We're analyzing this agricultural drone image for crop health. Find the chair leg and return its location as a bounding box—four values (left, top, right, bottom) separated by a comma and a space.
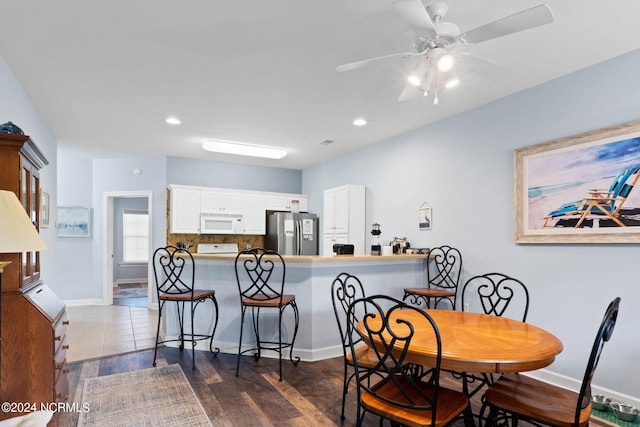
153, 300, 164, 367
253, 307, 262, 360
176, 301, 185, 351
485, 405, 497, 427
236, 305, 247, 377
208, 296, 220, 355
278, 306, 283, 381
340, 361, 348, 420
190, 299, 196, 370
288, 301, 300, 366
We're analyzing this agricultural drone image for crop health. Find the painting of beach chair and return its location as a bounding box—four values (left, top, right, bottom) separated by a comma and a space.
543, 166, 640, 228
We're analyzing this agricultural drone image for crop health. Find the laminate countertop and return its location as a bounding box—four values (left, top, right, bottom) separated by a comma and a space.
191, 253, 430, 263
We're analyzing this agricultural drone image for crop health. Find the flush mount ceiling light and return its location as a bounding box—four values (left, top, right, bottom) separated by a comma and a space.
353, 118, 367, 126
165, 117, 181, 125
202, 140, 287, 159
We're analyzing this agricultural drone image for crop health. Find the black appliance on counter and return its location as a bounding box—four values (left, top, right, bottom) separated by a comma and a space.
333, 244, 354, 255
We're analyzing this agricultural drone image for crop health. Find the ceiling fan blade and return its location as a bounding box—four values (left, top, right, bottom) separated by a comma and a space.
456, 52, 513, 82
336, 51, 415, 72
392, 0, 438, 39
462, 3, 554, 45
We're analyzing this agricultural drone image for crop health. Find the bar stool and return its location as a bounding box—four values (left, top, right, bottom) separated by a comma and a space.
234, 247, 300, 381
403, 245, 462, 310
152, 245, 219, 370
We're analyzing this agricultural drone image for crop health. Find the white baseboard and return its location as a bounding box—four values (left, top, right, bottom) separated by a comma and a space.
114, 278, 148, 286
524, 368, 640, 407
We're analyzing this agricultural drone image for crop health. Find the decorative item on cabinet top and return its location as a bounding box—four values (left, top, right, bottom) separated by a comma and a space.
0, 121, 25, 135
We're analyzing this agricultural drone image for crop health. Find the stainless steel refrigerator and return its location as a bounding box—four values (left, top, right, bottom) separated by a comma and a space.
265, 212, 318, 255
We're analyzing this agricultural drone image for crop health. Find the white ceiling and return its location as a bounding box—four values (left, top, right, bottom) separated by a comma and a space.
2, 0, 640, 170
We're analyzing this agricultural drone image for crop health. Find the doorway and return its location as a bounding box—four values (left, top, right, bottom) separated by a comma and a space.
103, 190, 154, 308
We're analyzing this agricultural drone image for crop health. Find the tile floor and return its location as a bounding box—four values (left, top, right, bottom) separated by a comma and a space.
65, 304, 159, 362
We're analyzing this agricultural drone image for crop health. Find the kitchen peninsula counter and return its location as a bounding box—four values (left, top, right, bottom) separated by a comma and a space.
164, 252, 430, 362
192, 253, 429, 263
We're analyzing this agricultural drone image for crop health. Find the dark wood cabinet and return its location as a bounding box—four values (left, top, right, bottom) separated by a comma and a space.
0, 132, 68, 420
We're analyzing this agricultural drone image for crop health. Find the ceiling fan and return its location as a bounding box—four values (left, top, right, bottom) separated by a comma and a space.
337, 1, 554, 104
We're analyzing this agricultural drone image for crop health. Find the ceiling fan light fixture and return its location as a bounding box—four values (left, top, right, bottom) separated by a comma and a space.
202, 140, 287, 159
437, 53, 455, 72
444, 68, 460, 88
445, 76, 460, 89
408, 60, 428, 86
408, 74, 422, 86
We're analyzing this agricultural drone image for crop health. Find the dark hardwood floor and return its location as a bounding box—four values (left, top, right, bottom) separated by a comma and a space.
58, 348, 610, 427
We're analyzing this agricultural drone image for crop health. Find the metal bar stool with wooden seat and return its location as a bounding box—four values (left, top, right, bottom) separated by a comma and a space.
235, 247, 300, 381
483, 297, 621, 427
152, 245, 220, 370
403, 245, 462, 310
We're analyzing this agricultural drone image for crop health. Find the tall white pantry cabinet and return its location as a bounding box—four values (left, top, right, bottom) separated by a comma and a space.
322, 184, 366, 255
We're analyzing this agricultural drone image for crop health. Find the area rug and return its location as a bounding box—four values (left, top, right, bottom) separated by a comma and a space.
77, 364, 212, 427
113, 282, 148, 299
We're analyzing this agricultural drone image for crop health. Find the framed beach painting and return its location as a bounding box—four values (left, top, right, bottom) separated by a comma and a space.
57, 206, 92, 238
515, 119, 640, 243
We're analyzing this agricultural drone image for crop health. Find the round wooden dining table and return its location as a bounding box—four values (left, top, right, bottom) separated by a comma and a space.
357, 309, 563, 374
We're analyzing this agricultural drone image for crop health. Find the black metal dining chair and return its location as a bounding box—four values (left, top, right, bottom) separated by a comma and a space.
347, 294, 475, 427
331, 272, 397, 420
234, 247, 300, 381
403, 245, 462, 310
457, 272, 530, 398
483, 297, 621, 427
152, 245, 219, 370
461, 272, 529, 322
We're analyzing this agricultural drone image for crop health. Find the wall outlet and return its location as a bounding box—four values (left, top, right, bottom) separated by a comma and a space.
464, 303, 470, 312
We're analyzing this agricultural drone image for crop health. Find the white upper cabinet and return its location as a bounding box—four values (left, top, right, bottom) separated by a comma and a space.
265, 194, 309, 212
323, 186, 350, 234
201, 190, 243, 214
169, 185, 307, 235
323, 184, 366, 255
242, 193, 267, 235
170, 187, 201, 234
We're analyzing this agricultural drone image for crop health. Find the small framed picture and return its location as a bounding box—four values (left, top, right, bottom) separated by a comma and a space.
419, 204, 432, 230
40, 189, 50, 228
57, 206, 92, 237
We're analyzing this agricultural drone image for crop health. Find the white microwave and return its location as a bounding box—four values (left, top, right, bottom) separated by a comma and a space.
200, 212, 244, 234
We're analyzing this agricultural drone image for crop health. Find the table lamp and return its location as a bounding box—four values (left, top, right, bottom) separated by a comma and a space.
0, 190, 47, 287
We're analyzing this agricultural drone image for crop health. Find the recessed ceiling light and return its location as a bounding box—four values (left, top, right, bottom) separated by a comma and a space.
165, 117, 181, 125
353, 118, 367, 126
202, 140, 287, 159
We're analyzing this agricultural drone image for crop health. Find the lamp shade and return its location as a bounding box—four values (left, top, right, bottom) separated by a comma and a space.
0, 190, 47, 253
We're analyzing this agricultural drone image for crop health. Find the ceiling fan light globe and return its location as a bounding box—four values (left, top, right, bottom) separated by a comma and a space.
408, 75, 422, 86
437, 54, 455, 72
445, 77, 460, 88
